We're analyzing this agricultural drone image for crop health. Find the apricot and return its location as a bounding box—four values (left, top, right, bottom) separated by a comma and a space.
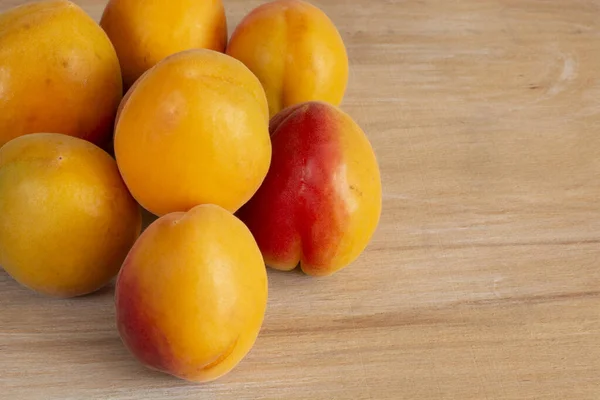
114, 49, 271, 217
237, 102, 382, 276
0, 0, 122, 149
0, 133, 142, 298
226, 0, 349, 118
100, 0, 227, 89
115, 204, 268, 382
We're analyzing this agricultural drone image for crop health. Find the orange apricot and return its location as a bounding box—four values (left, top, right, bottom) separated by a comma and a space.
0, 133, 141, 297
114, 49, 271, 216
238, 101, 382, 276
0, 0, 122, 149
226, 0, 349, 117
101, 0, 228, 89
115, 204, 268, 382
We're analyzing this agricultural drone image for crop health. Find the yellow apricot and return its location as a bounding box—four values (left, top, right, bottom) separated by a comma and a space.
114, 49, 271, 216
0, 0, 122, 149
101, 0, 227, 89
226, 0, 349, 117
115, 204, 268, 382
0, 133, 142, 297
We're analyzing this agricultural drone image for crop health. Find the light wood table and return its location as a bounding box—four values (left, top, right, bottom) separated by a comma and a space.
2, 0, 599, 399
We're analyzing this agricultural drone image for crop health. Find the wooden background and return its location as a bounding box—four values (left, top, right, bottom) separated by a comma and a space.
1, 0, 600, 399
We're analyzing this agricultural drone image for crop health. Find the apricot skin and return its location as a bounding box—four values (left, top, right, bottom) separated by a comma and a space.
0, 0, 122, 149
226, 0, 349, 118
115, 204, 268, 382
101, 0, 228, 89
0, 133, 142, 298
114, 49, 271, 217
237, 102, 382, 276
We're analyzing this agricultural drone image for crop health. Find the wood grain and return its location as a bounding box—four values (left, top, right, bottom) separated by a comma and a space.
1, 0, 600, 399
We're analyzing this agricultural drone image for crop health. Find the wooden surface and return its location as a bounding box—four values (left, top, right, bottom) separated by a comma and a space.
2, 0, 600, 399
